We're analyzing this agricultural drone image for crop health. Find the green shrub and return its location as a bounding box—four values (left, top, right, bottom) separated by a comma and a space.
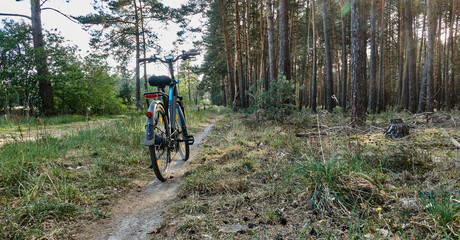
248, 75, 296, 120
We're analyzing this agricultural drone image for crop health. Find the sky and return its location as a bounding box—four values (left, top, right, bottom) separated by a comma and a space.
0, 0, 203, 75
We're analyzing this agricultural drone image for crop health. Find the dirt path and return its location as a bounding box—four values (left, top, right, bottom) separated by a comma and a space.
75, 119, 215, 240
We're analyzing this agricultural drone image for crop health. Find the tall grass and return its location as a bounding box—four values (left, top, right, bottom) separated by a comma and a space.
0, 116, 146, 239
287, 151, 381, 214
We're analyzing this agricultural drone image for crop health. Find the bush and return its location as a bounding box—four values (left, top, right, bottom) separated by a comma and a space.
248, 75, 296, 120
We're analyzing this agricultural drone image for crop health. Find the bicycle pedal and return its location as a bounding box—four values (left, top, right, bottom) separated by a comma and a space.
185, 135, 194, 145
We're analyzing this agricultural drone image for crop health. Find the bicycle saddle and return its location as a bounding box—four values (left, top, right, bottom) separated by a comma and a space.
148, 75, 173, 88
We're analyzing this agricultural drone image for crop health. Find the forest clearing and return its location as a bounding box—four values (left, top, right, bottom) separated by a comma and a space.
2, 0, 460, 239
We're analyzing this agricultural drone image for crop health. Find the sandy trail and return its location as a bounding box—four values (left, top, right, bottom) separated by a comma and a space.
75, 120, 215, 240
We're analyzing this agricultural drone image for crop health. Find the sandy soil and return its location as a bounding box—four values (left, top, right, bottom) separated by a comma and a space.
74, 120, 215, 240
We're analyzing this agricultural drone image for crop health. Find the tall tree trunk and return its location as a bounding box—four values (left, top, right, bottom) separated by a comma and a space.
396, 0, 404, 107
435, 13, 442, 110
322, 0, 335, 112
304, 0, 311, 108
368, 0, 377, 113
418, 0, 437, 112
235, 0, 245, 108
220, 0, 235, 106
451, 5, 457, 109
266, 0, 276, 85
444, 2, 453, 111
310, 0, 317, 113
340, 0, 348, 110
405, 0, 416, 113
278, 0, 290, 80
133, 0, 141, 110
259, 0, 267, 91
31, 0, 54, 115
350, 0, 367, 126
376, 0, 385, 113
417, 7, 426, 102
246, 0, 252, 106
138, 0, 148, 92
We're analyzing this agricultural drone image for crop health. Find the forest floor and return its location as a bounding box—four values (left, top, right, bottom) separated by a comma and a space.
0, 108, 459, 239
150, 109, 459, 239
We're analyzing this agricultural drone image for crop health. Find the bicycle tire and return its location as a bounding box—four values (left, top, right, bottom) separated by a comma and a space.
149, 104, 171, 181
176, 105, 190, 161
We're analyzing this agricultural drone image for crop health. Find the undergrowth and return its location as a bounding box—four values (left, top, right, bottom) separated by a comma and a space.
159, 110, 460, 239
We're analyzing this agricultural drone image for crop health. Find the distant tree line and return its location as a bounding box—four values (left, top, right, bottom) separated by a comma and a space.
200, 0, 460, 125
0, 20, 127, 116
0, 0, 204, 116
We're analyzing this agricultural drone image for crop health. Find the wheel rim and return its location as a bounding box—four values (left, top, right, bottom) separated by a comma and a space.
154, 112, 169, 174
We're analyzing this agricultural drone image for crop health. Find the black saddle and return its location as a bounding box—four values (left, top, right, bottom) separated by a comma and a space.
148, 75, 172, 88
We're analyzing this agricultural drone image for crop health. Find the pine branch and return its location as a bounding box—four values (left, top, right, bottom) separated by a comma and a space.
40, 0, 49, 7
41, 7, 77, 23
0, 13, 32, 20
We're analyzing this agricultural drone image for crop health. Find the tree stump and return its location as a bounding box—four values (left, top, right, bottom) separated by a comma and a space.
384, 119, 409, 138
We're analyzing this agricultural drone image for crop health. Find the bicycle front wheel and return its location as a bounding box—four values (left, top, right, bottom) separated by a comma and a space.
149, 104, 171, 181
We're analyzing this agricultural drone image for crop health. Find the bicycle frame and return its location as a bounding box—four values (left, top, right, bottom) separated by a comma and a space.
141, 52, 197, 147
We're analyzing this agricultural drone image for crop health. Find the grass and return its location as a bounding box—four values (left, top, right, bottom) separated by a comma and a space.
157, 110, 460, 239
0, 106, 217, 239
0, 113, 143, 131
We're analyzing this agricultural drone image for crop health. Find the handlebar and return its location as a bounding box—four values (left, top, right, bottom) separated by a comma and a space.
137, 51, 200, 64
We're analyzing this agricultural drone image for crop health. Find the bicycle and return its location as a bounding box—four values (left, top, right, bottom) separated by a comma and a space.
138, 51, 199, 181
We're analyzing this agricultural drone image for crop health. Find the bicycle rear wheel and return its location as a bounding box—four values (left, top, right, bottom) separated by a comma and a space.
175, 105, 190, 161
149, 104, 171, 181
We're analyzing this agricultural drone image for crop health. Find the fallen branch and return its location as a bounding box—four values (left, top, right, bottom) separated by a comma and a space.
295, 132, 327, 137
323, 126, 353, 132
369, 125, 385, 131
441, 128, 460, 149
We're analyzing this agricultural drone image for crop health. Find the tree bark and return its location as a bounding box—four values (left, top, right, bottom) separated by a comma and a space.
404, 0, 416, 113
340, 0, 348, 110
138, 0, 148, 92
417, 7, 426, 102
418, 0, 437, 113
266, 0, 276, 85
220, 0, 235, 105
235, 0, 245, 108
368, 0, 377, 113
376, 0, 385, 113
310, 0, 317, 113
246, 0, 252, 106
350, 0, 367, 126
322, 0, 334, 112
278, 0, 290, 80
444, 3, 453, 111
31, 0, 54, 115
259, 0, 267, 91
451, 6, 457, 109
434, 13, 442, 110
304, 0, 311, 108
133, 0, 141, 110
396, 0, 404, 107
